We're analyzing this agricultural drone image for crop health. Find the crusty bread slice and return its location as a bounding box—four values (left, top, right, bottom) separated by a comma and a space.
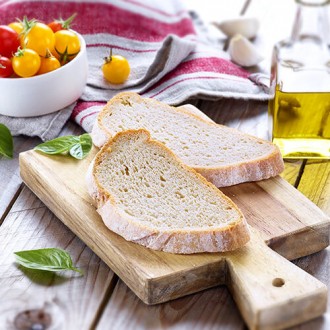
87, 129, 250, 254
91, 92, 284, 187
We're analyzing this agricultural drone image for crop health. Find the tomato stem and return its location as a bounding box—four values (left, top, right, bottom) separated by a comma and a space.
104, 48, 113, 64
14, 47, 25, 58
59, 45, 68, 64
55, 45, 79, 65
44, 48, 53, 59
19, 16, 37, 39
60, 13, 77, 29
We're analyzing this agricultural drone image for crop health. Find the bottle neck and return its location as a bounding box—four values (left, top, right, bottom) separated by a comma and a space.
291, 0, 330, 44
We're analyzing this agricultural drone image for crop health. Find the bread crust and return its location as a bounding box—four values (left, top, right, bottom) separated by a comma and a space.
87, 129, 250, 254
91, 92, 284, 187
195, 149, 284, 187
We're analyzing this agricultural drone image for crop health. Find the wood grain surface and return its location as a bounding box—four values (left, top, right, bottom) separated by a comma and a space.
0, 186, 116, 329
19, 146, 330, 328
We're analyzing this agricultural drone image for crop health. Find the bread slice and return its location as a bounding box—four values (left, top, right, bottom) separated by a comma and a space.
86, 129, 250, 254
91, 92, 284, 187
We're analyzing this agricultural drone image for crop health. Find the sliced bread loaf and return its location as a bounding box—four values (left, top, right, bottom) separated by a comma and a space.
87, 129, 250, 254
91, 92, 284, 187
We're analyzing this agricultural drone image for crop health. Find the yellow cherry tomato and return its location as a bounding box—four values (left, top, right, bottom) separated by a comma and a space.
8, 21, 25, 47
54, 30, 80, 63
37, 51, 61, 75
8, 21, 23, 34
23, 20, 55, 56
12, 48, 41, 77
102, 50, 130, 84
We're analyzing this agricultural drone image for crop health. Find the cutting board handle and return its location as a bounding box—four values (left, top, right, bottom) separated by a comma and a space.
226, 229, 327, 330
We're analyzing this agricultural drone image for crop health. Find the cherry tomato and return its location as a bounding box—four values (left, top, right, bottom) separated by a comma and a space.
0, 25, 20, 58
102, 50, 130, 84
54, 30, 80, 63
12, 48, 41, 77
0, 56, 13, 78
22, 18, 55, 56
8, 21, 23, 34
8, 21, 25, 47
38, 51, 61, 75
48, 13, 77, 33
48, 21, 64, 34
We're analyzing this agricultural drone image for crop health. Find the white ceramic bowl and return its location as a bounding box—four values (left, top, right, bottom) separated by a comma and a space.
0, 32, 88, 117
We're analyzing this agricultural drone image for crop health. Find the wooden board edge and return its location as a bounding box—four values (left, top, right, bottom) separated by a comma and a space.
266, 221, 330, 260
144, 259, 227, 305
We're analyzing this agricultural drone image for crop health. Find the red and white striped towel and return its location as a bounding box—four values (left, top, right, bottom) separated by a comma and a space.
0, 0, 269, 138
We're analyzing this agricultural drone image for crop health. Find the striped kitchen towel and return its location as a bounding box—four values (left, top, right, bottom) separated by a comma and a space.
0, 0, 269, 138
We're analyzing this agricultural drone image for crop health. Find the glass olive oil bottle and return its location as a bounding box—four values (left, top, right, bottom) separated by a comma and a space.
268, 0, 330, 159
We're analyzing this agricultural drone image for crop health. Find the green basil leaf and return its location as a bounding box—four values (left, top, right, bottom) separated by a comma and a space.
0, 123, 14, 158
69, 133, 92, 160
34, 134, 92, 160
34, 135, 79, 154
14, 248, 83, 274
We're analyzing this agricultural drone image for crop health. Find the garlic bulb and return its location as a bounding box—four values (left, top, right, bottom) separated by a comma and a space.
214, 17, 260, 39
228, 34, 263, 67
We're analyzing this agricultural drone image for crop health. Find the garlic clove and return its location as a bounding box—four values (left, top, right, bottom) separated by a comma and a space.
214, 17, 260, 40
228, 34, 264, 67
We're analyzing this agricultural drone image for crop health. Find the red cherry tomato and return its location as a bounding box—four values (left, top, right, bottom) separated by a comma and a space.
48, 21, 63, 33
0, 25, 20, 58
0, 56, 13, 78
48, 13, 77, 33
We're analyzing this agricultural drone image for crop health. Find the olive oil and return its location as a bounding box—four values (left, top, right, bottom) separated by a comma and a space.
269, 87, 330, 158
268, 0, 330, 159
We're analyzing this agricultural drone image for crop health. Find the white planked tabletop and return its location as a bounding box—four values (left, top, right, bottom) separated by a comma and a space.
1, 0, 330, 329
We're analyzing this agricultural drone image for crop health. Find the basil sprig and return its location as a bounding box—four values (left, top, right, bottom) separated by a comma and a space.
14, 248, 83, 274
0, 123, 14, 158
34, 133, 92, 159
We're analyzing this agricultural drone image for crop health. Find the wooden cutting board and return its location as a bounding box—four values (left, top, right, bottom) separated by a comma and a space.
19, 148, 330, 330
